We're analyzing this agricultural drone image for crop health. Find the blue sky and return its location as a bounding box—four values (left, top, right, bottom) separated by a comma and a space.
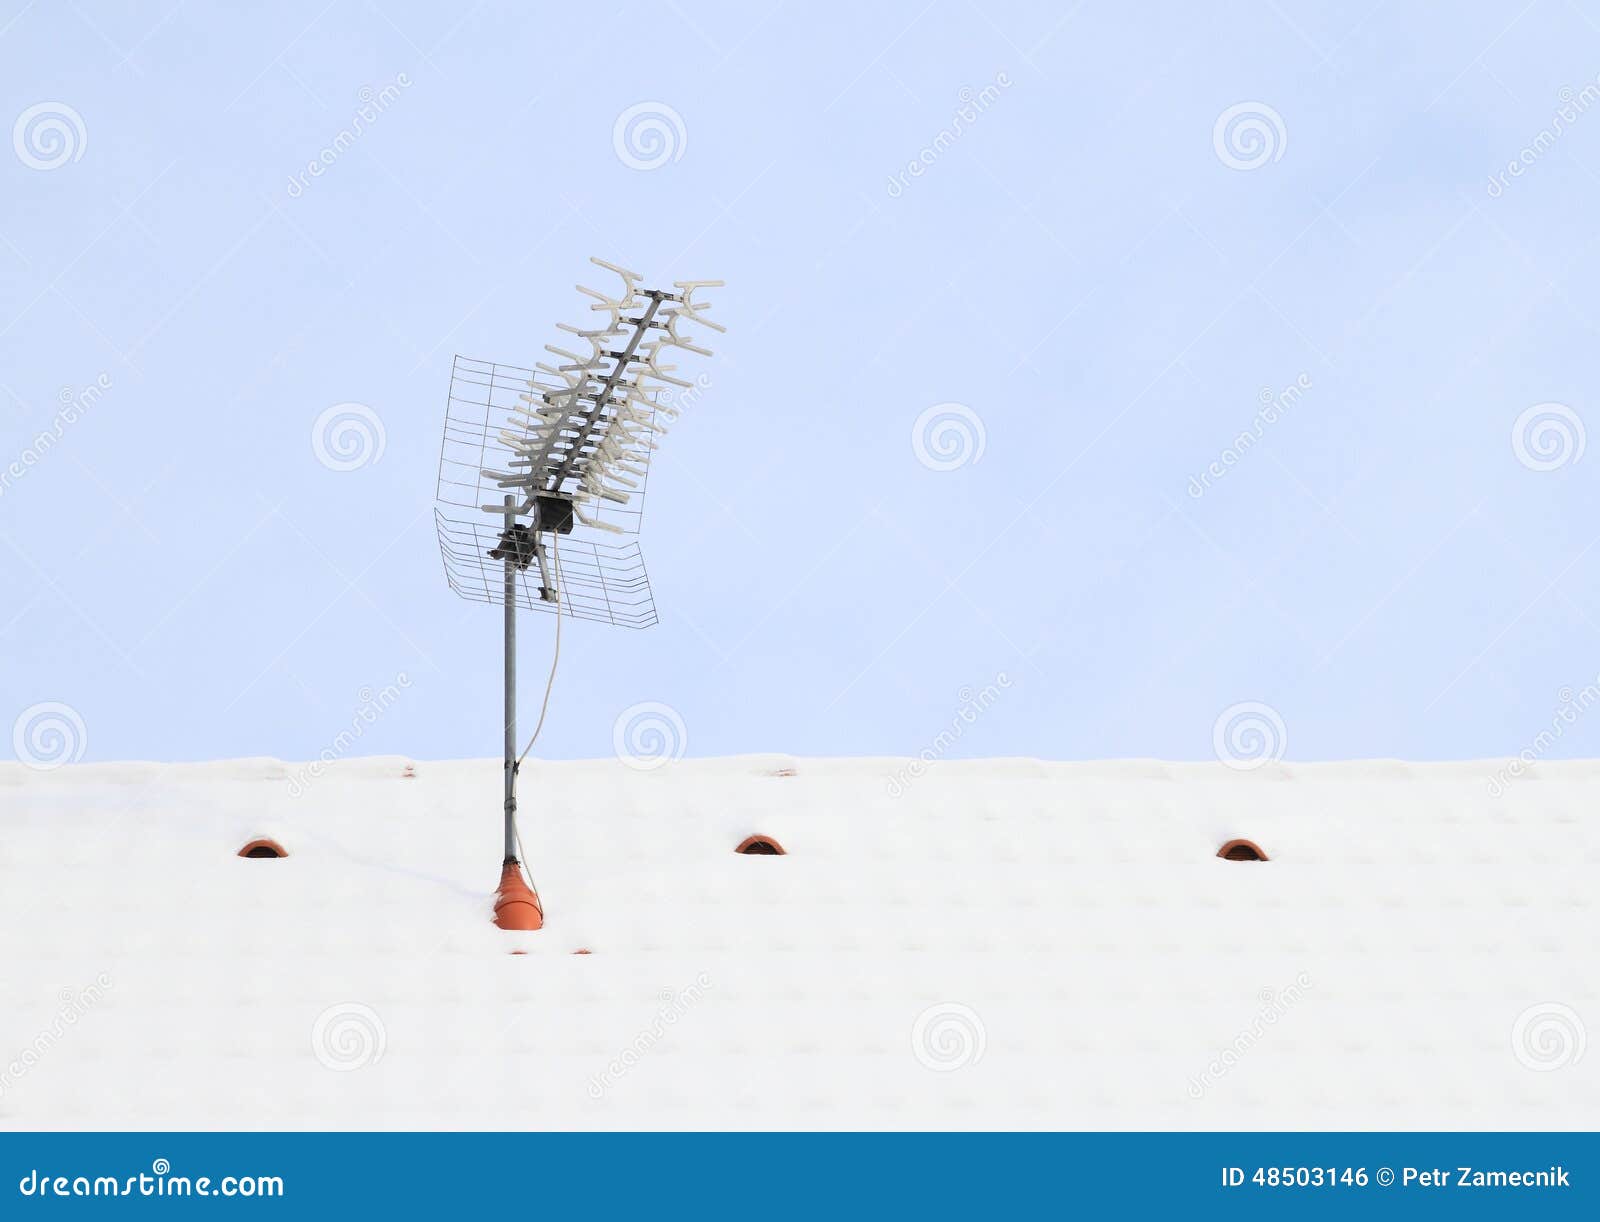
3, 0, 1600, 766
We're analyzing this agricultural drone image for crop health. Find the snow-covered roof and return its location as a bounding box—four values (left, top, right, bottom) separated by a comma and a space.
1, 756, 1595, 1129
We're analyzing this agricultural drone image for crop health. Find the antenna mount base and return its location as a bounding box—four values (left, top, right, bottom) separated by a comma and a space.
535, 495, 576, 534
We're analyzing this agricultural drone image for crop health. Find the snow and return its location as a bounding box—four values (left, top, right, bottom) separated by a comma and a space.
0, 755, 1595, 1130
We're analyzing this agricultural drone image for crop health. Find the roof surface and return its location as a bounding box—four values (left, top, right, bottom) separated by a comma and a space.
1, 755, 1595, 1130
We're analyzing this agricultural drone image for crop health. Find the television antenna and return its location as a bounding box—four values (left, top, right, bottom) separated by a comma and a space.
434, 257, 722, 931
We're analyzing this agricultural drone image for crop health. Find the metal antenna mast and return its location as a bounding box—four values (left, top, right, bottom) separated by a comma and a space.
434, 258, 723, 931
501, 495, 517, 864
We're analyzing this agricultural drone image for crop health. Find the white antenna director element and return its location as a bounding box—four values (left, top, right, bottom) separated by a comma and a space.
433, 257, 722, 930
